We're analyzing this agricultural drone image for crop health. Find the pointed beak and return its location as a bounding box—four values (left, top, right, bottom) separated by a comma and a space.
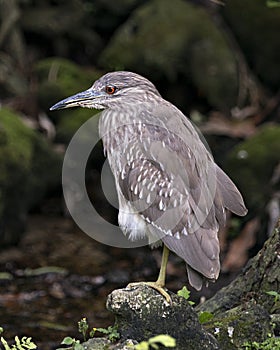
50, 88, 102, 111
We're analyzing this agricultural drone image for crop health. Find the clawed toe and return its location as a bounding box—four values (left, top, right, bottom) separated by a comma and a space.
127, 281, 171, 304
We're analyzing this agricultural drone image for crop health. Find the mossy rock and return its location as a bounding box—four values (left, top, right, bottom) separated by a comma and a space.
203, 301, 273, 349
225, 125, 280, 213
223, 0, 280, 89
56, 107, 100, 143
35, 57, 101, 113
36, 57, 101, 142
81, 338, 110, 350
0, 108, 62, 245
100, 0, 238, 110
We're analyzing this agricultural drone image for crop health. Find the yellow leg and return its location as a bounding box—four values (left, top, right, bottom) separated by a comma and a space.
155, 244, 169, 286
127, 245, 171, 303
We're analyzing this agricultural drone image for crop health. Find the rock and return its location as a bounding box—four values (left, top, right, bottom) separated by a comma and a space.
55, 108, 99, 144
223, 0, 280, 90
36, 57, 101, 113
106, 284, 219, 349
21, 1, 102, 64
225, 125, 280, 213
270, 314, 280, 336
202, 301, 273, 349
82, 337, 137, 350
82, 338, 110, 350
35, 57, 101, 142
100, 0, 238, 110
197, 220, 280, 315
82, 222, 280, 349
0, 108, 61, 245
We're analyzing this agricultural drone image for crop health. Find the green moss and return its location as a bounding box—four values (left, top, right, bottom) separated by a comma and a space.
0, 109, 36, 242
27, 134, 62, 209
0, 108, 34, 176
242, 336, 280, 350
225, 125, 280, 212
35, 57, 102, 142
35, 57, 101, 111
204, 301, 273, 349
100, 0, 238, 109
224, 0, 280, 89
0, 108, 62, 244
56, 108, 99, 143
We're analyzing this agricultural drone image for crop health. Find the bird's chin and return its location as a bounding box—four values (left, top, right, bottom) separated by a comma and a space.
79, 101, 106, 110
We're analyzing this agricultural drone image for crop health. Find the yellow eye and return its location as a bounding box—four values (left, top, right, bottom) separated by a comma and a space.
105, 86, 116, 94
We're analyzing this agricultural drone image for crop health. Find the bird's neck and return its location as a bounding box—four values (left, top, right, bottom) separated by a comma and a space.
99, 107, 138, 157
99, 101, 159, 152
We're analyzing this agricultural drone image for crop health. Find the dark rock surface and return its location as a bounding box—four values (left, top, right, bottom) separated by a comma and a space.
203, 301, 273, 349
105, 284, 219, 350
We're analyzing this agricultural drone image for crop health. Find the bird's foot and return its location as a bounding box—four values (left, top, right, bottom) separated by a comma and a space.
127, 281, 171, 304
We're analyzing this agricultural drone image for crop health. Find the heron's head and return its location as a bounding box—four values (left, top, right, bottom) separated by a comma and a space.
50, 71, 161, 111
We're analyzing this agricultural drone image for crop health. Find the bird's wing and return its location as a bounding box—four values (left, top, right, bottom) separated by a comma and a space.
115, 118, 222, 286
118, 148, 220, 287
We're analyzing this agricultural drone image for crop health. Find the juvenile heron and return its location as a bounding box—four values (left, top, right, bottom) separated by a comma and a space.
50, 71, 247, 301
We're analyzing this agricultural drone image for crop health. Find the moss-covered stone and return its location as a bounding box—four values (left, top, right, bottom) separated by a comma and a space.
35, 57, 101, 112
82, 337, 137, 350
0, 108, 61, 245
81, 337, 110, 350
203, 301, 273, 349
223, 0, 280, 89
225, 125, 280, 213
100, 0, 238, 110
35, 57, 101, 142
56, 108, 100, 143
197, 220, 280, 315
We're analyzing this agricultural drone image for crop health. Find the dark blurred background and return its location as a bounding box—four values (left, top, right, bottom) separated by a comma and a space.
0, 0, 279, 348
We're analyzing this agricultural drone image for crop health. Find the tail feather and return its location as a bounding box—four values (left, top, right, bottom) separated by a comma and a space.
216, 165, 248, 216
186, 265, 203, 291
162, 227, 220, 290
